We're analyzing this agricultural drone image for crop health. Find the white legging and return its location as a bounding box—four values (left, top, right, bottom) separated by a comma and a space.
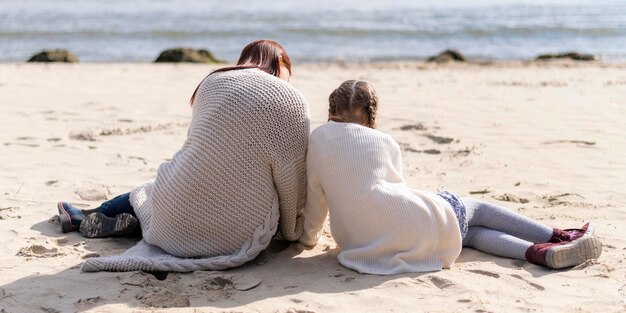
460, 197, 553, 260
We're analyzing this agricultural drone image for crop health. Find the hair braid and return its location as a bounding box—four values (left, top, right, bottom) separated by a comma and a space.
328, 80, 378, 128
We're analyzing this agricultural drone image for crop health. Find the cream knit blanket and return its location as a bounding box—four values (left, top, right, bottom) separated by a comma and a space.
82, 69, 309, 272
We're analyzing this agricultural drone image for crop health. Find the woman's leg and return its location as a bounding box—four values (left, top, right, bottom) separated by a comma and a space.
79, 192, 139, 238
86, 192, 136, 217
57, 192, 136, 234
461, 197, 553, 243
463, 226, 531, 259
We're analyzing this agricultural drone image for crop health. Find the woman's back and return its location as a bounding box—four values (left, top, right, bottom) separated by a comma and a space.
133, 68, 310, 258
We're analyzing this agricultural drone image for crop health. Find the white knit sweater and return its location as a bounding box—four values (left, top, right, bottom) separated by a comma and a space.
82, 68, 309, 272
300, 121, 462, 275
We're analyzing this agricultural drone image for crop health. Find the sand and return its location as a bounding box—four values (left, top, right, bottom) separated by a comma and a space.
0, 61, 625, 312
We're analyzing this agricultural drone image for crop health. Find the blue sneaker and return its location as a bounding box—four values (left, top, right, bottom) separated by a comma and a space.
57, 202, 86, 233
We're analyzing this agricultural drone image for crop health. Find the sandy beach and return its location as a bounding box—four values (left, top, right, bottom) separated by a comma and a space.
0, 61, 625, 312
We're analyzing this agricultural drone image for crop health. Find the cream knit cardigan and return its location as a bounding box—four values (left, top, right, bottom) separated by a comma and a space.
300, 121, 462, 275
82, 69, 309, 272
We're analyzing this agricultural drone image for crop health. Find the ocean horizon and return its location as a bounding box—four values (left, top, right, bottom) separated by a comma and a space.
1, 0, 626, 63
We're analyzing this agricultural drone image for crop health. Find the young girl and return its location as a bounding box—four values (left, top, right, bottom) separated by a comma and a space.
300, 80, 602, 275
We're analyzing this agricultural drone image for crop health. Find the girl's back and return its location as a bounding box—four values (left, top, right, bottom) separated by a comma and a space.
303, 121, 462, 275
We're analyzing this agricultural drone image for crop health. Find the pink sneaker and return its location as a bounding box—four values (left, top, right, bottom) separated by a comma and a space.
525, 235, 602, 269
549, 222, 595, 243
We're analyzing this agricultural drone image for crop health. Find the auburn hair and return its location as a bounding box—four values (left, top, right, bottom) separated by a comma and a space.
328, 80, 378, 128
189, 40, 292, 105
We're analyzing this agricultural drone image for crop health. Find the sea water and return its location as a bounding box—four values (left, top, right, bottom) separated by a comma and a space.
1, 0, 625, 62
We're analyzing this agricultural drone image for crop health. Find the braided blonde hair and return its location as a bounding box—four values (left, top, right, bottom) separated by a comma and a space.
328, 80, 378, 128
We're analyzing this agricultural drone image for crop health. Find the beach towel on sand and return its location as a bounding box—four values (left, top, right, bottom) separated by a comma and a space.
81, 68, 309, 272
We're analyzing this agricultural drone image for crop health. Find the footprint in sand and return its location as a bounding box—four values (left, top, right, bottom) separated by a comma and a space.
69, 130, 97, 141
543, 192, 585, 205
15, 136, 36, 141
74, 296, 102, 310
39, 307, 60, 313
0, 206, 21, 220
399, 143, 441, 155
424, 134, 455, 144
119, 272, 191, 308
399, 123, 427, 131
332, 273, 355, 283
53, 237, 69, 245
198, 274, 261, 291
231, 274, 262, 291
509, 274, 545, 291
539, 81, 567, 87
16, 244, 65, 258
493, 193, 530, 204
75, 184, 111, 201
468, 269, 500, 278
5, 142, 40, 147
429, 276, 455, 290
140, 290, 190, 308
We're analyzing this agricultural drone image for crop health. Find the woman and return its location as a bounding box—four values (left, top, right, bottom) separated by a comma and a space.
58, 40, 310, 272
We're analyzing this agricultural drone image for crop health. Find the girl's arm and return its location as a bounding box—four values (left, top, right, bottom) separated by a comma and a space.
300, 148, 329, 246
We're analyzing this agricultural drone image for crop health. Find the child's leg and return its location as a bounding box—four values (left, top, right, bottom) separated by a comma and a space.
463, 226, 531, 259
463, 225, 603, 268
460, 197, 603, 267
461, 197, 552, 243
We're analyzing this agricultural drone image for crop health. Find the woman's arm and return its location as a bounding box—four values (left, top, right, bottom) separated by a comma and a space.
272, 153, 307, 241
269, 89, 310, 241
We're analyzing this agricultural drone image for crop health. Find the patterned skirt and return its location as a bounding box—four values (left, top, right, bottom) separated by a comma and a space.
437, 191, 468, 239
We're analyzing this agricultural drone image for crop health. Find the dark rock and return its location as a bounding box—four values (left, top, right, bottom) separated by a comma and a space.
154, 48, 221, 63
535, 52, 597, 61
27, 49, 79, 63
427, 49, 465, 63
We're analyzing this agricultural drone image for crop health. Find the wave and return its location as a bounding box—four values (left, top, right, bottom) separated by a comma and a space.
1, 26, 623, 39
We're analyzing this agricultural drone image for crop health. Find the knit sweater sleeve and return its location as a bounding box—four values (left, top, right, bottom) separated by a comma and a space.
268, 88, 310, 241
390, 137, 403, 176
299, 142, 329, 246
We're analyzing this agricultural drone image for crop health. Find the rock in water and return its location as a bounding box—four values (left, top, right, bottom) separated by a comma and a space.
427, 49, 465, 63
535, 52, 597, 61
27, 49, 79, 62
154, 48, 221, 63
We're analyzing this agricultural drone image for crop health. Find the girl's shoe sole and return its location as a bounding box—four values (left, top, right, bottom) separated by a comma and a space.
79, 212, 138, 238
546, 236, 602, 269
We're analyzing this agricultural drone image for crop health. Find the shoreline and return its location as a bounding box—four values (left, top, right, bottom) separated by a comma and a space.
3, 59, 626, 68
